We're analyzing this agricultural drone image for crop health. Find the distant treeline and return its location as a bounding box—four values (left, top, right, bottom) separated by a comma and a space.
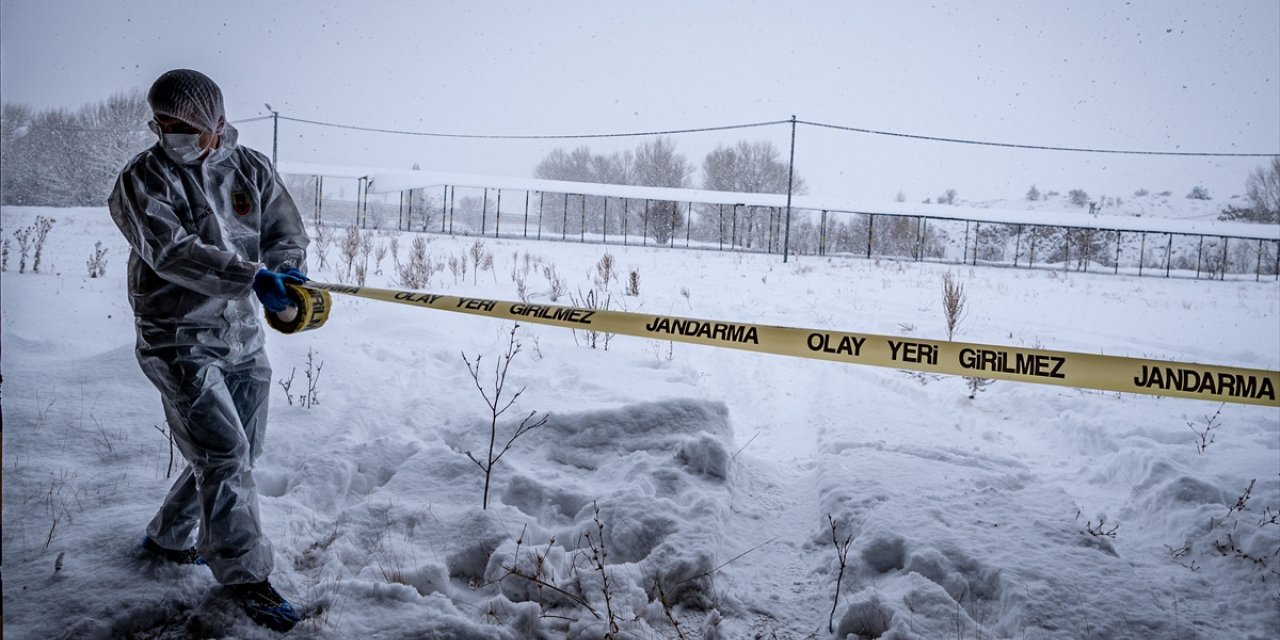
1, 92, 153, 207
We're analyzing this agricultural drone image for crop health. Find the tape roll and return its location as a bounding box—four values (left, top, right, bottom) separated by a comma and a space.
265, 283, 332, 334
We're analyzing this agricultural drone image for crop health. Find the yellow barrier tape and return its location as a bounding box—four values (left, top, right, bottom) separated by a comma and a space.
302, 281, 1279, 408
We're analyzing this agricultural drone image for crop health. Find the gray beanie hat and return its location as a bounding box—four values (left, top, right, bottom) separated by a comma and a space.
147, 69, 225, 134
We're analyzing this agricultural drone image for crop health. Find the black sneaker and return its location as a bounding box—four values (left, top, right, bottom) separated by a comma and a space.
228, 580, 301, 633
140, 535, 204, 565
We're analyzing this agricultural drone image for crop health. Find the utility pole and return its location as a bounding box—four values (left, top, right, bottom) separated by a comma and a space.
264, 103, 279, 167
783, 115, 797, 263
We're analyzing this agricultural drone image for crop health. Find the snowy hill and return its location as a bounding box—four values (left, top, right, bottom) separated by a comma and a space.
2, 203, 1277, 639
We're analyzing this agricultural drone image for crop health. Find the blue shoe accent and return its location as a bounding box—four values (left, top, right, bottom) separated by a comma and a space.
230, 580, 301, 632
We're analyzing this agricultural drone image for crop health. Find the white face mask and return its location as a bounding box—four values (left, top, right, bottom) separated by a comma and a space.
159, 133, 208, 164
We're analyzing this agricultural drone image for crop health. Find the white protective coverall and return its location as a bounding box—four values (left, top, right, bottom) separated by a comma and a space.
109, 91, 308, 585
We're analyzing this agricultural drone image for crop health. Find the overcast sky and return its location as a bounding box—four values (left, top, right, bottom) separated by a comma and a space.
2, 0, 1277, 205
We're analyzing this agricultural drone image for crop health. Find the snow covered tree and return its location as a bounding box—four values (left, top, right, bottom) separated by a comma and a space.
1222, 157, 1280, 223
701, 140, 806, 249
533, 146, 597, 183
630, 137, 692, 244
0, 92, 151, 206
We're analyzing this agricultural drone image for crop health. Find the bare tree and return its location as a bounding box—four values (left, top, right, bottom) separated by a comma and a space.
1, 91, 151, 206
461, 324, 549, 509
1223, 157, 1280, 223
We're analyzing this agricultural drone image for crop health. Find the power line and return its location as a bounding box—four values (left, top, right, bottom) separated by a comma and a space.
797, 119, 1277, 158
19, 111, 1278, 157
276, 115, 790, 139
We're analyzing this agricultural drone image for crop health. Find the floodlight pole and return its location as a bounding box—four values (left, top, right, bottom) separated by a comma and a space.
783, 115, 797, 263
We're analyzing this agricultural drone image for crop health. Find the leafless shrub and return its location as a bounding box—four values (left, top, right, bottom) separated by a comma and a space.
482, 253, 495, 283
1258, 506, 1279, 527
514, 275, 529, 302
1085, 517, 1119, 538
278, 367, 296, 406
543, 264, 567, 301
625, 269, 640, 296
1226, 478, 1255, 519
358, 229, 375, 281
31, 215, 55, 273
967, 377, 994, 399
827, 514, 854, 634
570, 288, 613, 350
2, 238, 10, 271
469, 240, 491, 285
942, 272, 966, 341
312, 222, 332, 270
13, 225, 33, 273
399, 237, 438, 289
448, 254, 462, 284
594, 252, 617, 290
340, 227, 360, 282
374, 241, 388, 275
301, 347, 323, 409
942, 272, 990, 397
1188, 404, 1224, 454
85, 241, 108, 278
654, 575, 688, 640
579, 503, 621, 636
461, 324, 548, 509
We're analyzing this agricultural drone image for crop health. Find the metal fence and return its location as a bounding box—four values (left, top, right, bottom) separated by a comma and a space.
303, 178, 1279, 282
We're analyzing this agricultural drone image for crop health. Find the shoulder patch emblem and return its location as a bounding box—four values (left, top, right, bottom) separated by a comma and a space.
231, 190, 253, 216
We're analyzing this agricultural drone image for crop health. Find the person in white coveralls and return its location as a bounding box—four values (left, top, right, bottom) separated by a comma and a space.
109, 68, 310, 633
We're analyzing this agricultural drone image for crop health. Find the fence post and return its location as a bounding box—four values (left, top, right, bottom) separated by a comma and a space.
973, 222, 980, 266
733, 204, 740, 248
866, 214, 874, 259
315, 175, 324, 227
686, 202, 693, 247
1195, 235, 1204, 279
1257, 238, 1264, 282
719, 204, 725, 250
1114, 231, 1121, 274
481, 188, 488, 236
1014, 224, 1022, 267
524, 191, 530, 238
496, 189, 502, 238
643, 200, 650, 246
1221, 237, 1229, 280
1139, 232, 1146, 277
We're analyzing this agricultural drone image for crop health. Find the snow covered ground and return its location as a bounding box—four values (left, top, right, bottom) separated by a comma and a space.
2, 204, 1278, 639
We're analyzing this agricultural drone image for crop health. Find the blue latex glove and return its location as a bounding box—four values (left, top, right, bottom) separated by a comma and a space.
252, 268, 306, 313
281, 267, 309, 282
